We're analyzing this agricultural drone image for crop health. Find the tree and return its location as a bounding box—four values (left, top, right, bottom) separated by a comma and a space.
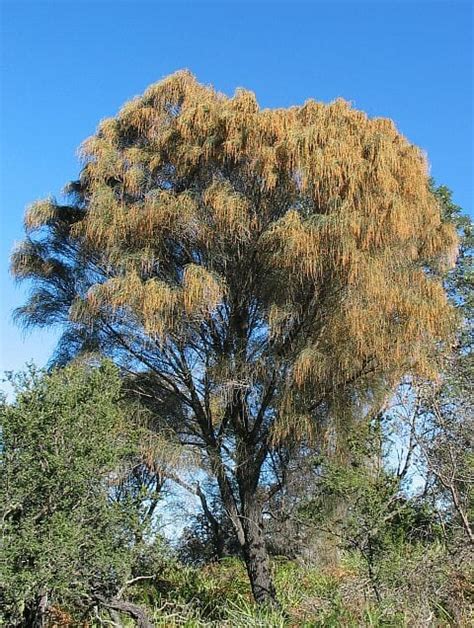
426, 185, 473, 543
0, 362, 161, 627
11, 70, 457, 605
385, 184, 473, 544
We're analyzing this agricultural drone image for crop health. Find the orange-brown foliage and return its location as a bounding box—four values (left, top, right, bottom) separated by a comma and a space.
13, 70, 457, 441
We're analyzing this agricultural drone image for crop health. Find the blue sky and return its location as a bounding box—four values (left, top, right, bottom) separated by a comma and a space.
0, 0, 472, 378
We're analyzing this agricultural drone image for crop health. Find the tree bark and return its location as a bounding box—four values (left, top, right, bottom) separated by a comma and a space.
209, 444, 278, 606
240, 500, 278, 607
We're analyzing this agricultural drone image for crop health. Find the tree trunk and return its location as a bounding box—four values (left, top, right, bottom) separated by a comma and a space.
212, 451, 278, 606
240, 500, 278, 607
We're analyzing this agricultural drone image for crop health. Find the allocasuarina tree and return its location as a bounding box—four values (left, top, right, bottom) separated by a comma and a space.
11, 71, 457, 605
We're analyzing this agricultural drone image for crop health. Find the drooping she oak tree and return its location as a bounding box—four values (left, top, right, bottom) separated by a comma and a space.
11, 71, 457, 605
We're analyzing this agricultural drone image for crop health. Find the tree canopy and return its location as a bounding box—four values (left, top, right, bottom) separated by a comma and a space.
10, 70, 458, 605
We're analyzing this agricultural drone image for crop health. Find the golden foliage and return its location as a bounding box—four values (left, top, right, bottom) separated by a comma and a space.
70, 263, 225, 340
13, 70, 458, 441
140, 429, 196, 476
24, 199, 57, 232
83, 273, 179, 339
182, 264, 226, 316
10, 240, 59, 280
203, 180, 254, 242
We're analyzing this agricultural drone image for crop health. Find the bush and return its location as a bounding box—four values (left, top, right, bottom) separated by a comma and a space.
0, 361, 161, 626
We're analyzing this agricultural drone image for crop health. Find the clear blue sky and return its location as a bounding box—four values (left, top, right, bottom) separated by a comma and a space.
0, 0, 472, 378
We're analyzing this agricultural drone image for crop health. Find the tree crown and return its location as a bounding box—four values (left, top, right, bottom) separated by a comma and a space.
11, 70, 457, 443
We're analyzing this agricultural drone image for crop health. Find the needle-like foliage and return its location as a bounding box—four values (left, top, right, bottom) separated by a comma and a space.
11, 71, 457, 605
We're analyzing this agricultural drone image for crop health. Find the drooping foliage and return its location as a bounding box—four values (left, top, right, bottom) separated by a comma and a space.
13, 72, 456, 419
10, 71, 458, 604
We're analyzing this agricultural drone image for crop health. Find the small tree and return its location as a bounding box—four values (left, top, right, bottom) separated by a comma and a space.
388, 186, 473, 544
11, 71, 457, 605
0, 362, 159, 627
427, 185, 473, 543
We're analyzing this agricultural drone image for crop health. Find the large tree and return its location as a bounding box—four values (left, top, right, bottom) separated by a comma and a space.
11, 71, 457, 605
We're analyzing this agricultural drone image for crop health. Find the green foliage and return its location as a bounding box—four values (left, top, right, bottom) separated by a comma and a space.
131, 555, 468, 626
433, 180, 473, 346
296, 417, 472, 625
0, 350, 470, 625
0, 361, 162, 626
304, 426, 437, 550
413, 183, 474, 543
